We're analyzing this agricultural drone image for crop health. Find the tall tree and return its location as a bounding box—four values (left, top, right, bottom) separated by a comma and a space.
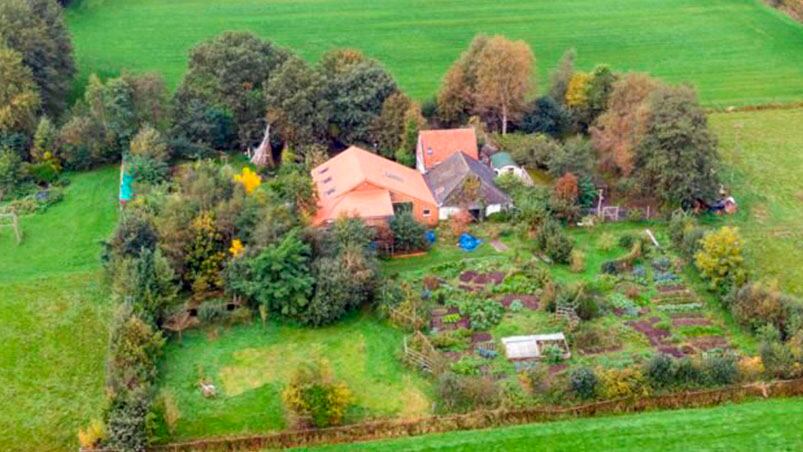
319, 49, 397, 147
590, 73, 658, 175
548, 48, 576, 104
371, 92, 425, 158
0, 0, 75, 116
436, 35, 489, 125
0, 46, 40, 135
173, 32, 289, 150
633, 85, 719, 207
264, 56, 330, 149
474, 36, 534, 134
437, 35, 534, 133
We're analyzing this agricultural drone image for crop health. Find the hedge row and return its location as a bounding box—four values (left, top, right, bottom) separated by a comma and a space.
151, 378, 803, 451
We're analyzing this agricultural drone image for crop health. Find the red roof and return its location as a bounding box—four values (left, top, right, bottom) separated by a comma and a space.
418, 128, 478, 171
311, 146, 435, 225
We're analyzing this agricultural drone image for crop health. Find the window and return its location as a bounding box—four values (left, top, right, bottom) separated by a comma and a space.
423, 209, 431, 217
325, 188, 336, 196
393, 202, 413, 215
318, 167, 329, 175
426, 147, 433, 155
323, 176, 333, 184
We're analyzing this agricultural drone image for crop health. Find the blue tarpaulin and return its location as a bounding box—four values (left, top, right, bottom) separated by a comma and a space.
425, 230, 436, 244
458, 233, 482, 251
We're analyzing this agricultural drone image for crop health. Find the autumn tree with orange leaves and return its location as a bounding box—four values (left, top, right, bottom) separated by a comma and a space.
590, 73, 658, 175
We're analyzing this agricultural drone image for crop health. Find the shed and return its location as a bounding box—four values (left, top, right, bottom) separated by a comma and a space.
501, 333, 571, 361
490, 152, 532, 185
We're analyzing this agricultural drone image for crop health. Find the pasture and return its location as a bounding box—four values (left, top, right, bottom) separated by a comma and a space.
66, 0, 803, 106
0, 168, 119, 449
709, 108, 803, 295
306, 398, 803, 451
155, 313, 433, 441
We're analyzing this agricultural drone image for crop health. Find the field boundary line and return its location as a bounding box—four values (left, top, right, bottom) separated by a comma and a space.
150, 378, 803, 451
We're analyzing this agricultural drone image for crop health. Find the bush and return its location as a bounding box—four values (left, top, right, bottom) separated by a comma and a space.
543, 344, 565, 364
569, 249, 585, 273
105, 387, 151, 451
695, 226, 747, 293
535, 220, 573, 264
597, 367, 650, 399
466, 299, 504, 331
727, 282, 800, 337
702, 352, 739, 386
436, 372, 500, 413
389, 211, 428, 252
509, 300, 524, 312
759, 326, 798, 379
575, 295, 601, 321
570, 367, 598, 400
282, 360, 353, 428
451, 356, 484, 376
598, 232, 615, 252
645, 354, 675, 389
674, 357, 705, 388
618, 233, 636, 249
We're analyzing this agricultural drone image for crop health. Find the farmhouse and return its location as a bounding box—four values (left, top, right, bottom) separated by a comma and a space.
416, 128, 479, 173
311, 146, 438, 227
424, 151, 512, 220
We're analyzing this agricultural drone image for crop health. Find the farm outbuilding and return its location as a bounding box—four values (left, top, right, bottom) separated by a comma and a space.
424, 151, 512, 220
501, 333, 571, 361
490, 151, 532, 185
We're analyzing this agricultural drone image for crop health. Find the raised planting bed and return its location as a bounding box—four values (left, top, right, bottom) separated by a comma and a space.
689, 336, 730, 351
657, 284, 687, 293
430, 307, 470, 331
672, 316, 713, 327
628, 317, 671, 347
499, 294, 539, 310
458, 270, 505, 287
471, 332, 493, 343
657, 345, 685, 358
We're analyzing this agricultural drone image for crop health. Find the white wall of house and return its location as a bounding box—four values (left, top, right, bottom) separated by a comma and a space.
438, 204, 506, 220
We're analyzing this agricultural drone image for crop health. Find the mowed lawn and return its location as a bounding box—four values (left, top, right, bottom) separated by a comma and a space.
156, 312, 432, 442
305, 398, 803, 451
66, 0, 803, 106
709, 108, 803, 295
0, 168, 118, 449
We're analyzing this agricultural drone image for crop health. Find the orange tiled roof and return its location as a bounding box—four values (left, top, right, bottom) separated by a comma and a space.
311, 146, 435, 225
418, 128, 478, 171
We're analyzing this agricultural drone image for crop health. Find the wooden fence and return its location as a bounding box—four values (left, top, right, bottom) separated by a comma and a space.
151, 378, 803, 451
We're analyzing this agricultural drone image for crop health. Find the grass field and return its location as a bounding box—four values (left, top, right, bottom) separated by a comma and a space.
709, 108, 803, 295
306, 398, 803, 451
66, 0, 803, 106
0, 168, 118, 449
156, 312, 433, 442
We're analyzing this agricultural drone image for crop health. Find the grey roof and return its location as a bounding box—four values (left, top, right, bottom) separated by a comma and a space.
424, 152, 512, 207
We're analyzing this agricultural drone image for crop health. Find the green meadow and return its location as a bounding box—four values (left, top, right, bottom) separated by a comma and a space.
66, 0, 803, 106
0, 168, 118, 449
305, 398, 803, 451
709, 108, 803, 295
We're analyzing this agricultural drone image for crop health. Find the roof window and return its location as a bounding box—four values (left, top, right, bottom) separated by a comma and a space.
318, 167, 329, 175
